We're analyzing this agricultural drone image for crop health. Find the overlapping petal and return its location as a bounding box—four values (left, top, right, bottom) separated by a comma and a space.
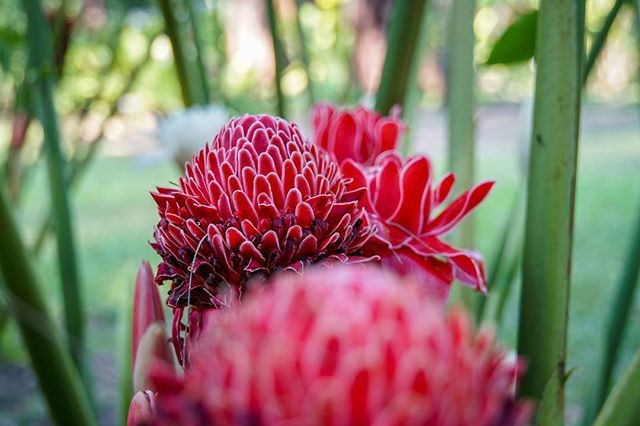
312, 103, 405, 166
341, 150, 494, 297
151, 114, 374, 311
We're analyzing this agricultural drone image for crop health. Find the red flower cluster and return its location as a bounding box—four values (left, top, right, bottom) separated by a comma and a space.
151, 114, 372, 310
135, 267, 531, 426
312, 105, 493, 299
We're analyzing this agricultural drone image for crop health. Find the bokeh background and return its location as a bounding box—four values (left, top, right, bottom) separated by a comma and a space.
1, 0, 639, 424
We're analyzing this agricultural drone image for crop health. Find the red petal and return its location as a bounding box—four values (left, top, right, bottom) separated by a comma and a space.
330, 111, 361, 163
132, 261, 165, 367
434, 173, 455, 206
389, 156, 431, 234
373, 157, 401, 220
295, 202, 315, 227
424, 181, 494, 236
232, 190, 259, 223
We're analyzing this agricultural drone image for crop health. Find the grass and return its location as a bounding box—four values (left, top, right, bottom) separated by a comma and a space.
1, 105, 639, 422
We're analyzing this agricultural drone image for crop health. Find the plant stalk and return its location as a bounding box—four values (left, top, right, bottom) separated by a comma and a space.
266, 0, 287, 118
480, 190, 526, 324
586, 197, 640, 424
294, 0, 315, 107
157, 0, 198, 106
445, 0, 481, 317
593, 345, 640, 426
583, 0, 626, 84
184, 0, 210, 104
374, 0, 428, 116
517, 1, 583, 424
33, 38, 154, 254
22, 0, 87, 378
583, 2, 640, 419
0, 186, 96, 426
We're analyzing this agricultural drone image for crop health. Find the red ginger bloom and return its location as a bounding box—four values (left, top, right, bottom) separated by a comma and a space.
342, 152, 494, 299
141, 267, 532, 426
151, 114, 372, 310
312, 103, 405, 166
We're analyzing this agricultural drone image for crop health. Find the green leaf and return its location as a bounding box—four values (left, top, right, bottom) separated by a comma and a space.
485, 10, 537, 65
0, 187, 97, 426
594, 347, 640, 426
374, 0, 429, 116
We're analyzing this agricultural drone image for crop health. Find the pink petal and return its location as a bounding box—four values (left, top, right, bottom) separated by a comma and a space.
424, 181, 494, 236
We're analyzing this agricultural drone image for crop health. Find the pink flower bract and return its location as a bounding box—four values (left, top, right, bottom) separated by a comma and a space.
144, 267, 531, 426
151, 115, 373, 310
312, 103, 405, 166
342, 152, 494, 297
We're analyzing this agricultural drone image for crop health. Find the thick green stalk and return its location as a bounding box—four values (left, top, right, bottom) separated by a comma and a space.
583, 0, 626, 84
157, 0, 198, 106
184, 0, 210, 104
374, 0, 428, 116
593, 346, 640, 426
517, 0, 583, 424
445, 0, 480, 316
294, 0, 315, 107
0, 187, 96, 426
22, 0, 86, 376
266, 0, 286, 118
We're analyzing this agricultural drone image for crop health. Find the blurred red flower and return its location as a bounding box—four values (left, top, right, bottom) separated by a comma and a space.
312, 103, 405, 166
151, 114, 373, 311
342, 152, 493, 299
140, 267, 531, 426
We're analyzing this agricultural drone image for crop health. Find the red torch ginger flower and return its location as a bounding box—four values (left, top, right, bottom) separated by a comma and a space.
141, 267, 532, 426
342, 152, 494, 299
151, 114, 373, 311
311, 105, 493, 301
312, 103, 405, 166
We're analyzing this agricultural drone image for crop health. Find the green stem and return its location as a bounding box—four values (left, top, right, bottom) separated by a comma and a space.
374, 0, 428, 116
118, 303, 133, 426
480, 190, 526, 324
399, 2, 430, 155
446, 0, 480, 317
22, 0, 86, 380
33, 38, 154, 255
294, 0, 315, 107
593, 346, 640, 426
157, 0, 198, 106
0, 186, 96, 426
184, 0, 210, 104
586, 198, 640, 424
583, 4, 640, 418
0, 288, 8, 337
583, 0, 627, 84
266, 0, 286, 118
517, 0, 583, 423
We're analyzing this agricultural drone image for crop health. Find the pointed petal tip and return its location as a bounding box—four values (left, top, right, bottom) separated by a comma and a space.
127, 390, 156, 426
133, 323, 174, 392
132, 261, 166, 368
